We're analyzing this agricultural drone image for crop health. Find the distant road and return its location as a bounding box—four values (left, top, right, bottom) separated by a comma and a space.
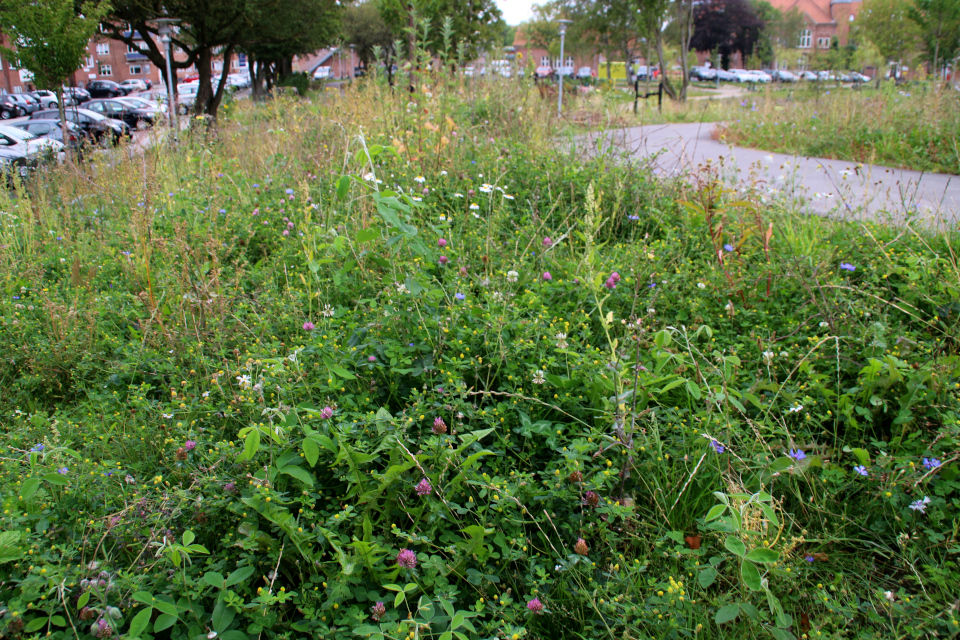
582, 122, 960, 224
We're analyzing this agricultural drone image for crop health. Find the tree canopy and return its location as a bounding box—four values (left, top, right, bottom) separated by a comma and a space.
690, 0, 765, 67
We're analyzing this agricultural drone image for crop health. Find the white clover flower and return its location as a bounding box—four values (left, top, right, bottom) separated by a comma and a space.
697, 282, 706, 289
533, 370, 546, 384
725, 301, 735, 316
440, 170, 448, 176
555, 332, 568, 349
762, 351, 774, 364
507, 270, 519, 283
322, 304, 335, 317
819, 321, 829, 327
647, 308, 656, 315
395, 282, 410, 294
779, 351, 788, 358
787, 404, 803, 413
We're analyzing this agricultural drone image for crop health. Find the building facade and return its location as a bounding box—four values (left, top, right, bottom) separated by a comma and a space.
768, 0, 862, 65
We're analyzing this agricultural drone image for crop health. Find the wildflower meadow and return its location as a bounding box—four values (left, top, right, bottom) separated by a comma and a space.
1, 70, 959, 640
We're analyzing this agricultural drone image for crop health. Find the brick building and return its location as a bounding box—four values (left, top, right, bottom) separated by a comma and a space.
768, 0, 862, 64
511, 28, 601, 77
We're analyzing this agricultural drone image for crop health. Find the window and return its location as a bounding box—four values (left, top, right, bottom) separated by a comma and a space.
798, 29, 812, 48
100, 64, 113, 76
213, 61, 223, 71
817, 37, 831, 48
129, 65, 142, 75
127, 45, 142, 54
96, 43, 110, 55
565, 57, 574, 67
84, 56, 94, 68
540, 56, 549, 66
13, 86, 22, 93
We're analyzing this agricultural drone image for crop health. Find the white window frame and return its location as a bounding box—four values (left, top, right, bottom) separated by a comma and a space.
540, 56, 549, 67
96, 43, 110, 55
129, 65, 142, 75
799, 29, 812, 48
99, 64, 113, 76
817, 37, 831, 49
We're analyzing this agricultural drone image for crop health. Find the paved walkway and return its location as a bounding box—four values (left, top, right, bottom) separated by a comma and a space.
587, 122, 960, 224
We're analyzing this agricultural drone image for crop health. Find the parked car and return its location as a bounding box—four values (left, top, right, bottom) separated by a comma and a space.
714, 68, 737, 82
535, 66, 553, 78
0, 124, 63, 159
9, 94, 39, 115
119, 79, 149, 93
228, 73, 251, 88
12, 118, 84, 151
770, 69, 798, 82
691, 66, 717, 81
31, 107, 130, 145
117, 96, 166, 115
0, 145, 38, 183
27, 91, 55, 109
847, 71, 871, 83
0, 95, 24, 119
84, 99, 158, 128
63, 86, 91, 103
797, 70, 818, 81
313, 67, 332, 80
635, 65, 659, 80
816, 71, 836, 81
86, 80, 126, 98
751, 70, 773, 83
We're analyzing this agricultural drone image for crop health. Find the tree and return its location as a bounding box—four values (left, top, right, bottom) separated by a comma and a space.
908, 0, 960, 78
101, 0, 340, 117
856, 0, 920, 77
379, 0, 504, 61
343, 0, 397, 73
0, 0, 109, 141
689, 0, 765, 69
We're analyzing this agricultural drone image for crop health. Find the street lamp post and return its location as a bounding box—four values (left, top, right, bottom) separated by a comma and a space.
349, 44, 356, 80
557, 19, 572, 119
155, 18, 179, 134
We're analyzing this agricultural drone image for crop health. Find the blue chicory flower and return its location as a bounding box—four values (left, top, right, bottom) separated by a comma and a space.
789, 449, 806, 461
723, 244, 734, 252
853, 465, 868, 476
455, 292, 466, 300
922, 457, 941, 470
710, 441, 725, 454
840, 262, 855, 271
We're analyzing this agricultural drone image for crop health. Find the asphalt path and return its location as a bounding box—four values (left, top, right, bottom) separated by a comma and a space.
583, 122, 960, 225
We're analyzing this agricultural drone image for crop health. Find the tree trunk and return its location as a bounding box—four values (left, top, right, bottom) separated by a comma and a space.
206, 44, 235, 116
655, 30, 678, 100
195, 47, 214, 116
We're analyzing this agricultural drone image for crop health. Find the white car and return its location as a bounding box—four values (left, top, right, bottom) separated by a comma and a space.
313, 66, 332, 80
0, 124, 64, 157
119, 79, 149, 92
751, 70, 772, 83
727, 69, 755, 83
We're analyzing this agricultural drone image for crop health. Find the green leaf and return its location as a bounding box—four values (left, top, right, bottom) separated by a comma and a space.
220, 631, 251, 640
740, 559, 764, 591
685, 380, 702, 399
182, 530, 195, 546
20, 478, 40, 501
279, 465, 315, 487
418, 597, 435, 621
50, 616, 67, 628
128, 607, 153, 638
77, 591, 91, 609
42, 473, 70, 486
699, 566, 718, 589
241, 428, 260, 462
302, 438, 319, 467
715, 603, 740, 625
852, 448, 871, 466
724, 536, 746, 557
25, 617, 48, 633
203, 572, 225, 589
336, 176, 351, 200
744, 548, 780, 564
154, 613, 177, 633
212, 599, 236, 633
394, 591, 405, 608
356, 227, 379, 244
152, 600, 179, 618
225, 566, 255, 587
705, 504, 726, 521
352, 626, 382, 637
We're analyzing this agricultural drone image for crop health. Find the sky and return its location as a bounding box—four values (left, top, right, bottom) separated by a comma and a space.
496, 0, 538, 25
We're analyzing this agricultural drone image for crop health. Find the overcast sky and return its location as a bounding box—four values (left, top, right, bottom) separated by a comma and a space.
496, 0, 538, 25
